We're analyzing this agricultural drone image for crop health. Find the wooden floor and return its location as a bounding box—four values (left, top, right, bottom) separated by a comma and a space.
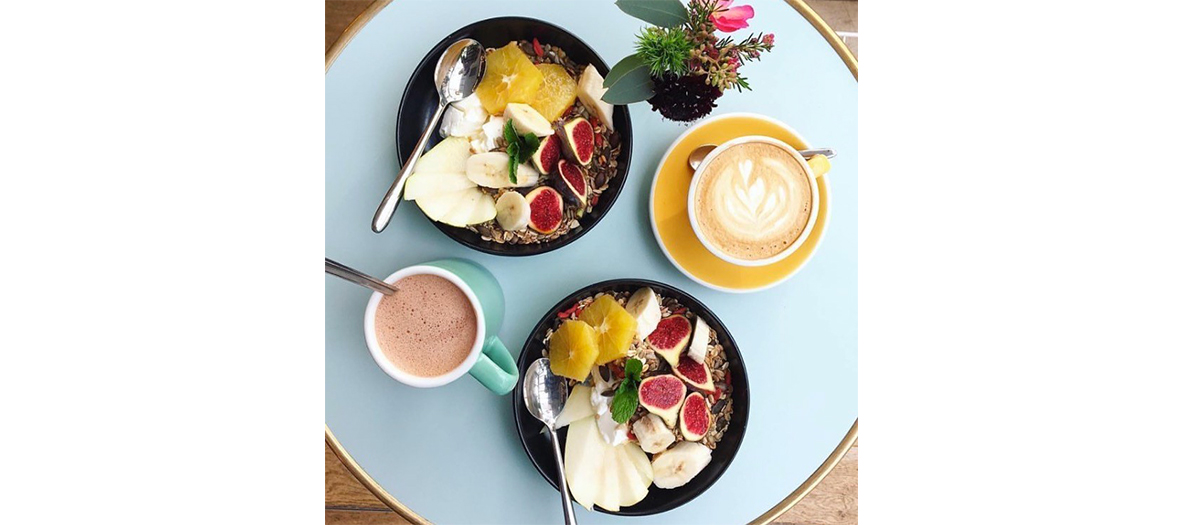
324, 1, 858, 523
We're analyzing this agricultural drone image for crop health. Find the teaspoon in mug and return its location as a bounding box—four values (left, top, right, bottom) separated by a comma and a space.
687, 143, 837, 171
325, 258, 399, 296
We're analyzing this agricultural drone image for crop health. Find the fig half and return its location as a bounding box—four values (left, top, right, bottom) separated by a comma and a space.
525, 186, 563, 234
560, 117, 594, 166
679, 392, 711, 441
638, 374, 686, 427
530, 135, 562, 175
554, 159, 589, 208
647, 315, 691, 367
672, 355, 715, 392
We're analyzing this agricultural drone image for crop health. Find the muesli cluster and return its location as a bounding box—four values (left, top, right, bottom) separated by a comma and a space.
541, 286, 735, 511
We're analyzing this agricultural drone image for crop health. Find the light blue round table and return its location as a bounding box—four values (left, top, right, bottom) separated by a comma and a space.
326, 1, 857, 522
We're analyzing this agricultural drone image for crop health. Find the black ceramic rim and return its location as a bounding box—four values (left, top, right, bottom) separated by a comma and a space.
510, 279, 750, 516
395, 17, 633, 257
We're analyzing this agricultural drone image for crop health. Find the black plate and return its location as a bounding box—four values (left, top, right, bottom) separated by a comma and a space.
511, 279, 750, 516
396, 17, 633, 256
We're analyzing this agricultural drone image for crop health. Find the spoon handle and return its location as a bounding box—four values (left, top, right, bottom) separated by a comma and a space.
371, 97, 448, 233
546, 427, 578, 525
799, 147, 836, 159
325, 258, 399, 296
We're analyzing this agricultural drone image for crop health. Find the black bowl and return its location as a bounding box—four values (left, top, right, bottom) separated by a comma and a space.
511, 279, 750, 516
396, 17, 633, 256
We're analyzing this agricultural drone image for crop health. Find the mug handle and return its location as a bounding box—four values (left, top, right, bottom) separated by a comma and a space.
807, 154, 832, 178
467, 336, 519, 395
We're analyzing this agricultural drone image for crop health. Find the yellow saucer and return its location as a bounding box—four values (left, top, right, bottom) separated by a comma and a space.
649, 113, 830, 293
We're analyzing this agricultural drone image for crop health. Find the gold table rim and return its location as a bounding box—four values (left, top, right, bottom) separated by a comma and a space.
324, 1, 858, 523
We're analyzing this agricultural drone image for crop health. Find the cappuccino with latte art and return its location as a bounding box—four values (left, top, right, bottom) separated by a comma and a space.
689, 138, 817, 265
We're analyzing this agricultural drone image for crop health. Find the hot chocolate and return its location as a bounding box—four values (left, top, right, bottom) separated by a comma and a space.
692, 141, 813, 262
374, 274, 477, 377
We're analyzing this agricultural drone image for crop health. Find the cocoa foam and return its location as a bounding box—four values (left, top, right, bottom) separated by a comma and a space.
374, 274, 478, 378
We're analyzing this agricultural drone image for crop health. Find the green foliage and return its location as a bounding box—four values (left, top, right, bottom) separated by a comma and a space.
610, 358, 644, 423
602, 54, 655, 104
503, 119, 539, 184
635, 26, 693, 76
615, 0, 689, 28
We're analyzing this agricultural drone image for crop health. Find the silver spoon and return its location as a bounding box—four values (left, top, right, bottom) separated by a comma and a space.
325, 258, 398, 295
522, 358, 577, 525
687, 144, 838, 170
371, 39, 486, 233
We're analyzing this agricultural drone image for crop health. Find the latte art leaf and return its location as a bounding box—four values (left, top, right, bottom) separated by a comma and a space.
693, 142, 814, 261
716, 158, 793, 234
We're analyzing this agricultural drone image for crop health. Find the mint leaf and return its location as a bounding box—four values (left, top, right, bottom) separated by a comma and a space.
611, 388, 639, 423
625, 358, 642, 381
506, 142, 519, 184
610, 358, 645, 423
504, 119, 521, 184
503, 118, 519, 144
519, 132, 541, 160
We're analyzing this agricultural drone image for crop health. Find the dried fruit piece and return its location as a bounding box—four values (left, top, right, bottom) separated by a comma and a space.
672, 356, 715, 392
531, 63, 578, 121
530, 135, 561, 175
647, 315, 691, 367
474, 43, 544, 114
548, 320, 600, 381
579, 295, 638, 365
560, 117, 594, 166
525, 186, 563, 234
554, 160, 588, 208
637, 374, 686, 428
679, 392, 711, 441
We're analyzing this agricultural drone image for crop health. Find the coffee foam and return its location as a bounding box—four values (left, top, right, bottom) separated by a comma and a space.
374, 274, 478, 377
693, 142, 812, 261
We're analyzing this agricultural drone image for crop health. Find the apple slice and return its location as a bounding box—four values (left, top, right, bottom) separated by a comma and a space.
595, 444, 621, 512
615, 443, 650, 507
623, 442, 654, 485
438, 188, 482, 227
555, 384, 594, 429
414, 188, 468, 223
564, 416, 604, 512
404, 171, 474, 201
413, 136, 471, 174
465, 192, 496, 225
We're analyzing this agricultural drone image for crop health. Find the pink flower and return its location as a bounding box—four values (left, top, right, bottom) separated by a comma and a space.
710, 0, 755, 33
762, 33, 775, 46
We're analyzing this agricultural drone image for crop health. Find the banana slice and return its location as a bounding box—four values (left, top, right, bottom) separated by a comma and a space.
632, 413, 675, 454
494, 191, 530, 231
625, 287, 661, 340
466, 152, 540, 188
577, 66, 614, 131
686, 316, 711, 364
503, 103, 554, 137
651, 441, 712, 489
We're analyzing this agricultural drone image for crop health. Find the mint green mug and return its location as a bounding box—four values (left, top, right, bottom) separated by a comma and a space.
363, 258, 518, 395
